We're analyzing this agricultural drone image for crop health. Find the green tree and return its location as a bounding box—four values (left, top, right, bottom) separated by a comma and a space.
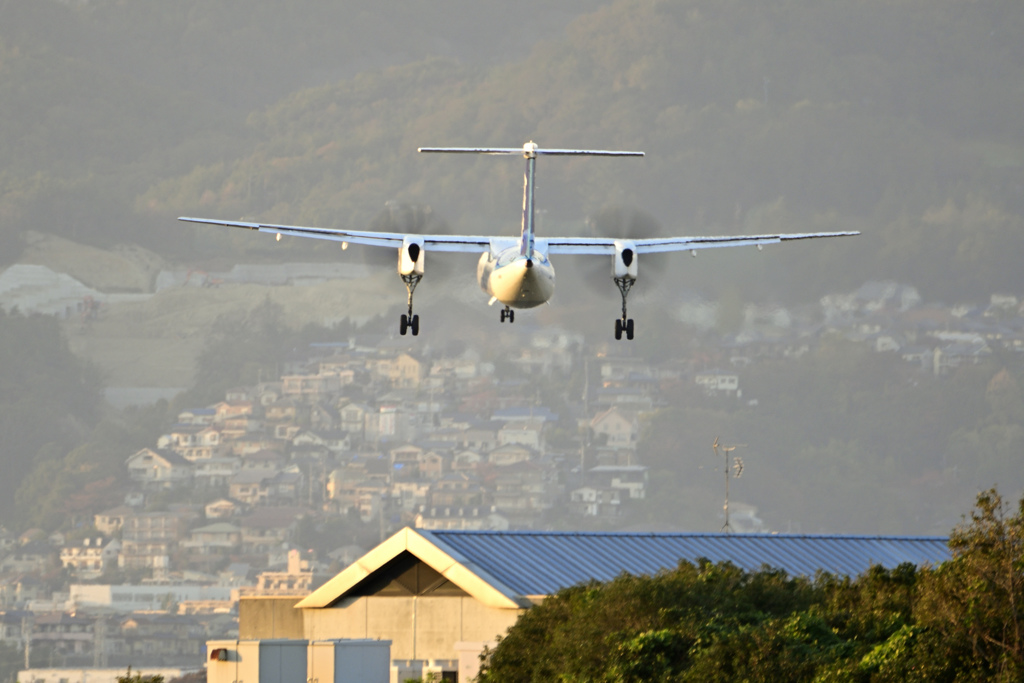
915, 488, 1024, 680
117, 667, 164, 683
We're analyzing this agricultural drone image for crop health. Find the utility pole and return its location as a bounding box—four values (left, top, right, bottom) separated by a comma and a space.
713, 438, 746, 532
21, 614, 31, 670
579, 356, 590, 475
93, 616, 107, 668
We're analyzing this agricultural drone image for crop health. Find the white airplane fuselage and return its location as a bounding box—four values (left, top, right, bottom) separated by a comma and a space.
477, 247, 556, 309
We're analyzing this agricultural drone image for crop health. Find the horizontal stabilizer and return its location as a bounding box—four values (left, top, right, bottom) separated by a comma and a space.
419, 144, 643, 158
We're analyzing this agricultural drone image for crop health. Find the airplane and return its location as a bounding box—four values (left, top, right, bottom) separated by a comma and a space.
180, 141, 858, 340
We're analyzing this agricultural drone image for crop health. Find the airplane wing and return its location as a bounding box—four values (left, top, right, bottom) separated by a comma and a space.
544, 231, 860, 255
177, 217, 492, 253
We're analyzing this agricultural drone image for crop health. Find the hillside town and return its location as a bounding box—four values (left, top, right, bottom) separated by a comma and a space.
2, 277, 1024, 674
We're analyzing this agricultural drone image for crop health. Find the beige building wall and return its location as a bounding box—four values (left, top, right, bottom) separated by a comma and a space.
302, 595, 523, 660
239, 597, 305, 639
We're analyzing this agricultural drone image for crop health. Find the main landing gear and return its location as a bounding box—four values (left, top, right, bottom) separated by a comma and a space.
500, 306, 515, 323
400, 272, 421, 336
614, 275, 635, 341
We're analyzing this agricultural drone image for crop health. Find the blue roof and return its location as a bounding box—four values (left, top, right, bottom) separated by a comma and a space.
421, 530, 951, 597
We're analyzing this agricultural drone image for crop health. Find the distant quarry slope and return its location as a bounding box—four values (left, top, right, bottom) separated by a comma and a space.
7, 233, 398, 389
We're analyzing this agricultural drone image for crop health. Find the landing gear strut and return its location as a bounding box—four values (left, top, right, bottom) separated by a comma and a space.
500, 306, 515, 323
400, 273, 421, 336
614, 275, 635, 340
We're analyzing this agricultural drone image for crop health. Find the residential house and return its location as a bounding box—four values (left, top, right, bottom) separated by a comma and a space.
32, 613, 95, 658
427, 473, 487, 508
590, 407, 638, 451
333, 480, 388, 522
497, 419, 545, 451
419, 451, 449, 480
158, 424, 222, 461
121, 508, 198, 549
264, 398, 300, 424
281, 374, 342, 402
220, 414, 263, 440
125, 449, 192, 489
238, 507, 307, 554
340, 403, 370, 436
392, 480, 431, 512
118, 540, 171, 571
594, 386, 655, 410
372, 353, 426, 389
600, 356, 652, 385
118, 614, 204, 663
181, 523, 242, 554
491, 406, 559, 423
240, 450, 285, 471
389, 443, 425, 467
490, 461, 559, 526
176, 408, 216, 425
273, 422, 303, 440
0, 575, 43, 607
94, 506, 134, 535
59, 536, 119, 578
694, 371, 740, 396
487, 444, 535, 467
212, 400, 255, 423
229, 470, 278, 506
228, 469, 303, 506
205, 499, 244, 519
291, 430, 343, 458
0, 611, 25, 645
0, 542, 53, 574
587, 466, 648, 500
569, 487, 622, 518
414, 506, 509, 531
257, 382, 282, 407
224, 435, 282, 457
193, 457, 241, 488
309, 402, 340, 431
451, 450, 484, 472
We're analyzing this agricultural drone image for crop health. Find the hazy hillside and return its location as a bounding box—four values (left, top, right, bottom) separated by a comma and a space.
141, 0, 1024, 302
1, 0, 1024, 535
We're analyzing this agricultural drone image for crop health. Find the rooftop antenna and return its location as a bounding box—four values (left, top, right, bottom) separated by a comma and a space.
713, 437, 746, 532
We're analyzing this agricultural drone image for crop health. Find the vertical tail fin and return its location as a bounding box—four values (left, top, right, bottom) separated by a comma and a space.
521, 146, 537, 258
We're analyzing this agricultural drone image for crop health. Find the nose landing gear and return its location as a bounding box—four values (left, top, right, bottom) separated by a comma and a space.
614, 275, 635, 340
500, 306, 515, 323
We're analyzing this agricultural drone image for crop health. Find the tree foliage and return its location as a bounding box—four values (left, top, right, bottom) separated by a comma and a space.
0, 310, 101, 521
117, 667, 164, 683
480, 489, 1024, 682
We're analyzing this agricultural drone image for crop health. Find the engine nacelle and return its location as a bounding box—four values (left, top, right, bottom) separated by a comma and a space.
399, 237, 425, 276
612, 240, 638, 279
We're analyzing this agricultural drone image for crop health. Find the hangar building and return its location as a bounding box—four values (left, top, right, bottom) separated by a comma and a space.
240, 527, 951, 680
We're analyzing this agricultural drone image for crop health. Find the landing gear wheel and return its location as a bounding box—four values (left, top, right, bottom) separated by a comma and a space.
401, 271, 422, 337
614, 275, 636, 341
500, 307, 515, 323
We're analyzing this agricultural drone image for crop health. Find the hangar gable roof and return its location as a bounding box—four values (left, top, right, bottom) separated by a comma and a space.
296, 528, 950, 611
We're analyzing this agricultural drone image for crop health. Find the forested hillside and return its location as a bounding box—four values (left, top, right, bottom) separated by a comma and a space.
0, 311, 101, 521
1, 0, 1022, 301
